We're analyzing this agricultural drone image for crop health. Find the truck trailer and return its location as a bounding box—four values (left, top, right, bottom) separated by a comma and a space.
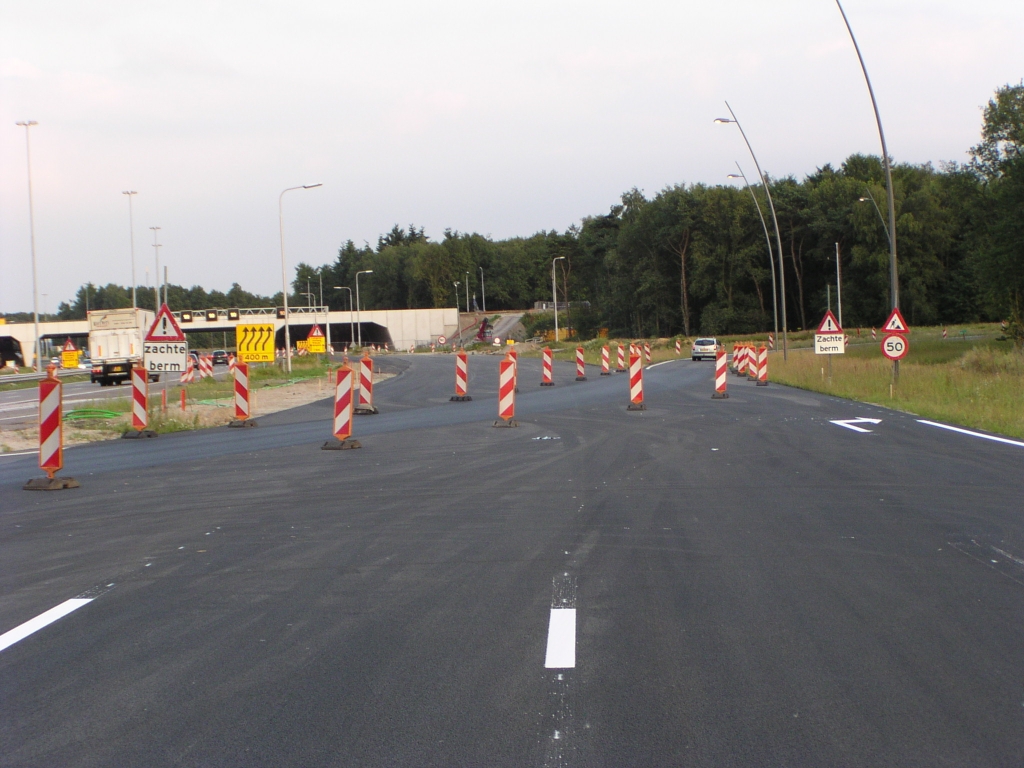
88, 308, 156, 385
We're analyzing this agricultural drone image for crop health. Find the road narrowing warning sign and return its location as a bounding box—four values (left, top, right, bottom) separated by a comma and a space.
237, 323, 275, 363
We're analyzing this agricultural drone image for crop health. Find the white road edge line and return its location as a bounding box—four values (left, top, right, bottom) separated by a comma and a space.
0, 450, 37, 458
0, 598, 94, 653
544, 608, 576, 668
646, 360, 679, 369
917, 419, 1024, 448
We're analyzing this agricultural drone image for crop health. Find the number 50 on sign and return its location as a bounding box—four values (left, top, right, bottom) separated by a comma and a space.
881, 334, 909, 361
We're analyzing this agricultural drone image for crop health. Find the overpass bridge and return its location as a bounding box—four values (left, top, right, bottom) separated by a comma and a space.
1, 306, 460, 367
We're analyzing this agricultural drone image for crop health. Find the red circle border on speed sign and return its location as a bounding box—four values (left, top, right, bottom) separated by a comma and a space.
437, 335, 447, 345
881, 334, 909, 361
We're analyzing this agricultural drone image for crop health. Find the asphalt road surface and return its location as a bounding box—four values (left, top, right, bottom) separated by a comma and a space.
2, 353, 1023, 767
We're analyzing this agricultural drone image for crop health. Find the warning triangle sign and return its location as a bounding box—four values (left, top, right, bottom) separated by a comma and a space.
62, 338, 77, 352
816, 310, 842, 334
307, 325, 324, 339
145, 303, 186, 342
882, 307, 909, 334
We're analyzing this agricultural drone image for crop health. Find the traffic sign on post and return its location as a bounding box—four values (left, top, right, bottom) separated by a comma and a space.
306, 325, 326, 354
882, 307, 909, 334
881, 334, 909, 360
814, 310, 845, 355
237, 323, 275, 363
144, 304, 188, 373
61, 339, 79, 369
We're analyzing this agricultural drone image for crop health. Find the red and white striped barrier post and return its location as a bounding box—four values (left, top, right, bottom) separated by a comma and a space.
228, 353, 236, 372
508, 347, 519, 391
756, 345, 768, 386
355, 353, 378, 414
229, 361, 257, 426
24, 365, 79, 490
451, 349, 471, 401
541, 347, 554, 386
747, 345, 759, 381
198, 355, 212, 379
737, 346, 748, 377
627, 352, 646, 410
575, 347, 587, 381
180, 356, 194, 384
494, 358, 518, 427
675, 338, 681, 355
768, 333, 775, 350
322, 367, 361, 449
712, 348, 729, 399
600, 345, 611, 375
122, 364, 157, 438
616, 343, 626, 373
644, 342, 651, 365
730, 344, 739, 373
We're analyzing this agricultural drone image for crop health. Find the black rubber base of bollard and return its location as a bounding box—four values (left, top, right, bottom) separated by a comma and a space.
228, 419, 259, 427
493, 418, 518, 428
756, 381, 769, 387
540, 382, 554, 387
121, 429, 158, 439
450, 395, 473, 401
24, 477, 80, 491
576, 376, 587, 381
711, 392, 730, 399
354, 406, 379, 415
626, 403, 647, 411
600, 372, 611, 376
322, 438, 362, 450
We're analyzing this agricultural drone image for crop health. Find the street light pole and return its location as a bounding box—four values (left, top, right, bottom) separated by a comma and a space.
479, 266, 486, 313
552, 256, 566, 343
334, 286, 354, 349
453, 282, 461, 345
858, 192, 890, 241
835, 242, 843, 328
123, 191, 138, 310
835, 0, 900, 380
16, 120, 41, 371
279, 183, 322, 373
728, 164, 779, 349
465, 272, 470, 318
715, 103, 788, 358
149, 227, 161, 310
355, 270, 373, 348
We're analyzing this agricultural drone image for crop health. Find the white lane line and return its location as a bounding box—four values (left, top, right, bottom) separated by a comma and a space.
0, 598, 93, 653
917, 420, 1024, 449
544, 609, 576, 668
0, 450, 37, 458
646, 360, 679, 369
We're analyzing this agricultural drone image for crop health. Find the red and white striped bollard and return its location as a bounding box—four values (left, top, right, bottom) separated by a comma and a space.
616, 343, 626, 372
756, 346, 768, 386
541, 347, 554, 386
121, 364, 155, 438
229, 361, 257, 426
322, 367, 360, 449
627, 352, 645, 410
600, 345, 611, 375
355, 354, 378, 414
451, 349, 471, 401
494, 358, 517, 427
575, 347, 587, 381
24, 366, 78, 489
712, 348, 729, 399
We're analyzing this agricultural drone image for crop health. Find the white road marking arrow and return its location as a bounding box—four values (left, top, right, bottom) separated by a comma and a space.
830, 417, 882, 433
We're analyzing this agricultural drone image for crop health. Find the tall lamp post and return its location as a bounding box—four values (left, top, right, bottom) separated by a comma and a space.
552, 256, 566, 342
728, 164, 779, 348
16, 120, 41, 371
279, 183, 322, 373
355, 270, 373, 348
453, 282, 461, 345
123, 191, 138, 310
334, 286, 354, 349
715, 103, 788, 358
835, 0, 900, 379
149, 227, 162, 310
858, 192, 890, 241
479, 267, 486, 313
465, 272, 471, 317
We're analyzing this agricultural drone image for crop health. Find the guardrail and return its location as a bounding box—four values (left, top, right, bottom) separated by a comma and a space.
0, 368, 88, 384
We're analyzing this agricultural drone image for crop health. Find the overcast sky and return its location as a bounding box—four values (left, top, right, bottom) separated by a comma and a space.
1, 0, 1021, 313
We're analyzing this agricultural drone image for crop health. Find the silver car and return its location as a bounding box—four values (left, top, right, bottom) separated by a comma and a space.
691, 337, 718, 361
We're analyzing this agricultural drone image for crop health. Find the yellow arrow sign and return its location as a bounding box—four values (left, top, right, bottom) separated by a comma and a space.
236, 323, 275, 363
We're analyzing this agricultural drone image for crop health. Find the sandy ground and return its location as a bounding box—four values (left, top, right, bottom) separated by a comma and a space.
0, 371, 394, 454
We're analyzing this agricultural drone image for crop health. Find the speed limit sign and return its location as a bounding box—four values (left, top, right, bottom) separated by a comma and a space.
437, 335, 447, 345
881, 334, 909, 360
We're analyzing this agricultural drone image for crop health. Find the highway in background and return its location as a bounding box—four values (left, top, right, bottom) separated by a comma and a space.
2, 354, 1023, 766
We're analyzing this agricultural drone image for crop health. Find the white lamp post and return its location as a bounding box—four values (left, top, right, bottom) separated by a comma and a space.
16, 120, 40, 371
552, 256, 566, 342
355, 270, 373, 348
279, 183, 322, 372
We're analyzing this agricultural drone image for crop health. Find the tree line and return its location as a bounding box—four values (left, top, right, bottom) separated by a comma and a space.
44, 82, 1023, 341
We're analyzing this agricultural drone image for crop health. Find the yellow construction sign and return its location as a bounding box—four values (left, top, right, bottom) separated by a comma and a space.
236, 323, 275, 363
306, 325, 326, 354
60, 339, 79, 369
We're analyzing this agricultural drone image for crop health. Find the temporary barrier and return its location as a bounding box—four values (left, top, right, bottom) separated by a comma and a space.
508, 347, 519, 391
627, 353, 646, 410
600, 345, 611, 375
228, 353, 236, 372
122, 365, 157, 438
355, 354, 378, 414
180, 389, 187, 411
675, 338, 681, 355
616, 344, 626, 372
229, 361, 257, 427
451, 349, 472, 401
712, 348, 729, 399
756, 345, 768, 386
494, 358, 518, 427
644, 343, 651, 364
180, 357, 195, 384
747, 345, 759, 381
768, 333, 775, 350
575, 347, 587, 381
541, 347, 554, 386
322, 368, 361, 449
199, 355, 213, 379
730, 344, 739, 373
24, 366, 78, 490
736, 346, 748, 377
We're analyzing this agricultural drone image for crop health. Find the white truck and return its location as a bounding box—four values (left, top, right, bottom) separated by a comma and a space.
88, 308, 156, 386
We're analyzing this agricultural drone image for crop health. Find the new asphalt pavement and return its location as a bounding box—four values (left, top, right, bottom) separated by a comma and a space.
2, 352, 1023, 767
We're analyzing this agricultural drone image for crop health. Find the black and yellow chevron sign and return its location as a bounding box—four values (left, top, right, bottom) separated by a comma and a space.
236, 323, 275, 363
